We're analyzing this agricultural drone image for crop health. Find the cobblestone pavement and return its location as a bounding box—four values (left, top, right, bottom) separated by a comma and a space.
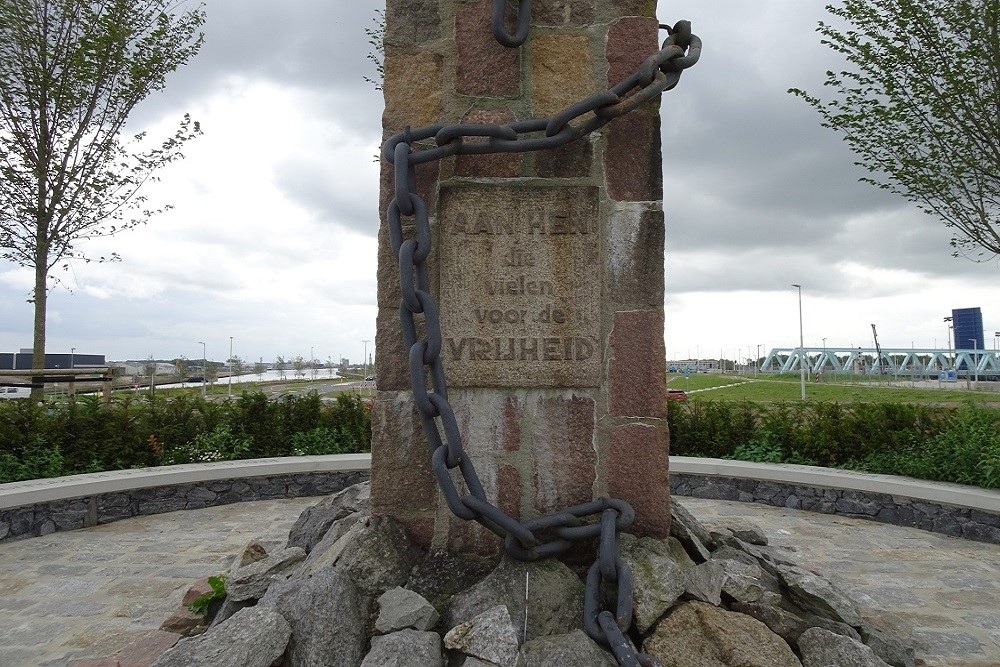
0, 497, 319, 666
0, 496, 997, 666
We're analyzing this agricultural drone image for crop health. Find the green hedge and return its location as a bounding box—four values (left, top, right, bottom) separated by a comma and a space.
667, 400, 1000, 489
0, 391, 372, 484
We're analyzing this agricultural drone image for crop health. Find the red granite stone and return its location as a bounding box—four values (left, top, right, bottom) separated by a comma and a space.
447, 515, 503, 556
532, 396, 596, 513
457, 0, 520, 97
454, 109, 521, 177
159, 608, 205, 637
498, 464, 522, 519
609, 424, 670, 537
532, 0, 595, 26
502, 397, 523, 452
606, 17, 659, 87
534, 137, 592, 178
608, 208, 664, 308
375, 308, 415, 392
115, 630, 182, 667
385, 0, 441, 47
610, 0, 656, 16
610, 311, 667, 418
180, 577, 213, 606
370, 395, 439, 536
378, 154, 440, 225
605, 107, 662, 202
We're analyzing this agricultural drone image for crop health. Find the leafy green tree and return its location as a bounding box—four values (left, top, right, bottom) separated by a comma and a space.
790, 0, 1000, 260
0, 0, 205, 397
275, 355, 286, 381
254, 358, 265, 381
173, 357, 189, 380
143, 356, 157, 394
205, 361, 219, 385
293, 355, 306, 379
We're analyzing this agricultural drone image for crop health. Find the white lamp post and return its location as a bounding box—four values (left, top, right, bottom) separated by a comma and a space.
228, 336, 234, 398
792, 284, 806, 400
362, 339, 370, 381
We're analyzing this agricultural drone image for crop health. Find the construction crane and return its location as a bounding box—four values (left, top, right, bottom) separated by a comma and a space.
871, 323, 889, 375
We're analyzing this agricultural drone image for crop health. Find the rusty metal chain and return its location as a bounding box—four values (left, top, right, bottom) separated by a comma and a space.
491, 0, 532, 47
384, 21, 700, 667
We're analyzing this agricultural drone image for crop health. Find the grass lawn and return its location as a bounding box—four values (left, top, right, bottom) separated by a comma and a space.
668, 373, 1000, 405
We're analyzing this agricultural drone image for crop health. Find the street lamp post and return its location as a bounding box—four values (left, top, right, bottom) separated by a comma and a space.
943, 317, 953, 370
70, 347, 75, 369
198, 341, 206, 398
228, 336, 234, 398
792, 284, 806, 400
361, 339, 370, 381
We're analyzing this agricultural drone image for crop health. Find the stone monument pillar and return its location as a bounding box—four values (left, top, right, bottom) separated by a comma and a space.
373, 0, 669, 553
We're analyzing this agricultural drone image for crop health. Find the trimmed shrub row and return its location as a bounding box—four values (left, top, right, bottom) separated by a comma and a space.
0, 391, 372, 484
667, 400, 1000, 489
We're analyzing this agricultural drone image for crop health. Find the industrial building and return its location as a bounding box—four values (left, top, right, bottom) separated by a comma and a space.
0, 349, 106, 370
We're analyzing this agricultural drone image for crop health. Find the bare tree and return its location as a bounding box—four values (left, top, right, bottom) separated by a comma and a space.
0, 0, 205, 397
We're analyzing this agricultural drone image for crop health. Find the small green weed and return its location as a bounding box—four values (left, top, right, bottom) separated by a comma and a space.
187, 574, 227, 615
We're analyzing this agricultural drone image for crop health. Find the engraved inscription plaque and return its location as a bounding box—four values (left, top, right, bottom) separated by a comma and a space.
439, 184, 601, 387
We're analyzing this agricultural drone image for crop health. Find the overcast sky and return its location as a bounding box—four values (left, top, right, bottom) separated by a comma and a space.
1, 0, 997, 366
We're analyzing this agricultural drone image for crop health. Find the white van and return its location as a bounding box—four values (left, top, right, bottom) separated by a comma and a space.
0, 386, 30, 400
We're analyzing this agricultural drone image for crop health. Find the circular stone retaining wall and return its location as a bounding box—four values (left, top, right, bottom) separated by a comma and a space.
0, 469, 369, 543
669, 471, 1000, 544
2, 455, 998, 545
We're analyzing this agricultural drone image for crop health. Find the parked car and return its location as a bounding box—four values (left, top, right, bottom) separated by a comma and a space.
0, 386, 30, 400
666, 388, 688, 401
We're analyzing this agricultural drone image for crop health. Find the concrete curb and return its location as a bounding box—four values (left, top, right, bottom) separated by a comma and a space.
0, 453, 371, 509
1, 454, 998, 543
669, 457, 1000, 513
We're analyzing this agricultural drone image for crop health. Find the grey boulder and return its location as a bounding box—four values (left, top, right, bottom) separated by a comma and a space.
361, 629, 444, 667
151, 606, 291, 667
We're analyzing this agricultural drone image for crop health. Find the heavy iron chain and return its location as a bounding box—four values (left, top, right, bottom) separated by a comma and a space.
383, 19, 701, 667
491, 0, 532, 47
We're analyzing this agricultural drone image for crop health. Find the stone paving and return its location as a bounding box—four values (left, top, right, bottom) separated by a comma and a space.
0, 495, 997, 666
0, 497, 318, 666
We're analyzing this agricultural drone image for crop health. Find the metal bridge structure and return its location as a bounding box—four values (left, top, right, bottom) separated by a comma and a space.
760, 347, 1000, 378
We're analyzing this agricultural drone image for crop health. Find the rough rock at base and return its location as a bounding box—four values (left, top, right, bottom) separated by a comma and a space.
225, 546, 306, 602
685, 559, 727, 606
287, 481, 371, 553
361, 629, 444, 667
151, 606, 291, 667
622, 535, 691, 633
443, 556, 583, 642
643, 601, 802, 667
670, 500, 714, 562
444, 604, 520, 667
777, 565, 864, 627
706, 519, 768, 546
299, 515, 414, 596
259, 565, 368, 667
376, 586, 440, 632
518, 629, 616, 666
798, 626, 892, 667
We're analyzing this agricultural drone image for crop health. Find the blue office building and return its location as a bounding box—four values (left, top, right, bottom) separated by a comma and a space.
952, 307, 984, 351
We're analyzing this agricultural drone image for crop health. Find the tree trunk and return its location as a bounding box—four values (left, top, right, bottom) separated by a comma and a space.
30, 239, 47, 401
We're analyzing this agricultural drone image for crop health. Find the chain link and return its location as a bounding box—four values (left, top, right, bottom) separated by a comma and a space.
385, 20, 700, 667
491, 0, 532, 47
